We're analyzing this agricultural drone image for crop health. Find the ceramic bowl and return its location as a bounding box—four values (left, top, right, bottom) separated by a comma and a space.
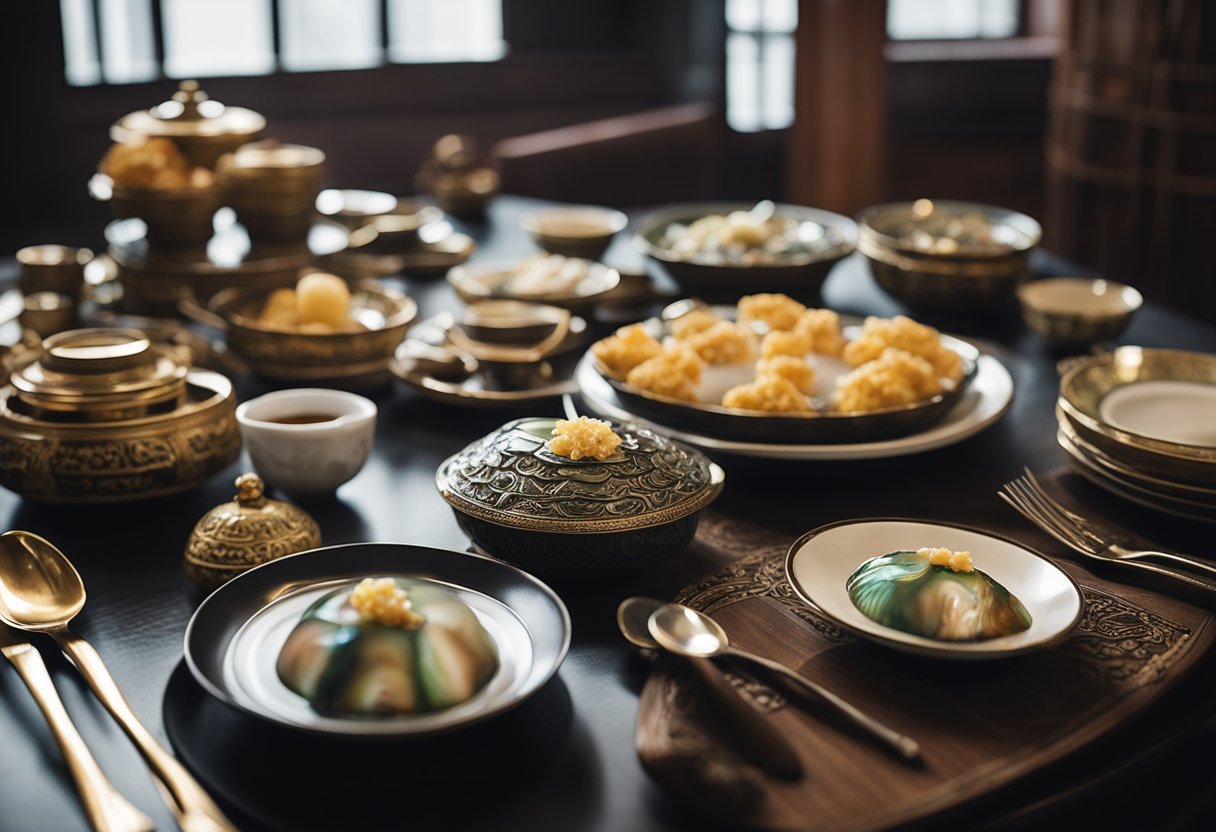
857, 200, 1041, 311
237, 388, 377, 497
1017, 277, 1142, 346
521, 205, 628, 261
436, 416, 725, 577
635, 202, 857, 304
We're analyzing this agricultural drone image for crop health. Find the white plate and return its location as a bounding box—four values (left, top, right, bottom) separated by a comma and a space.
784, 519, 1084, 659
1098, 380, 1216, 448
575, 351, 1013, 460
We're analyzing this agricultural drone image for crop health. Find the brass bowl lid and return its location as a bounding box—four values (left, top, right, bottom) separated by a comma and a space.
9, 328, 188, 417
436, 417, 725, 533
113, 81, 266, 141
184, 473, 322, 585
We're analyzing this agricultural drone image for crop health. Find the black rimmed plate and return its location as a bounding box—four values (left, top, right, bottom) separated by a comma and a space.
785, 519, 1084, 660
184, 542, 571, 738
592, 313, 979, 443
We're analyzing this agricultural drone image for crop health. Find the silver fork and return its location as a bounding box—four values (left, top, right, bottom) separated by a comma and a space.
999, 468, 1216, 593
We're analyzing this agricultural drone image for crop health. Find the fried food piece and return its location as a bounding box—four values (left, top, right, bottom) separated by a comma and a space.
722, 375, 811, 413
834, 348, 942, 413
795, 308, 846, 356
256, 288, 301, 330
843, 315, 963, 382
755, 355, 815, 395
626, 347, 703, 402
687, 321, 757, 365
668, 308, 723, 341
760, 329, 811, 360
297, 273, 353, 329
592, 323, 663, 378
549, 416, 623, 461
738, 293, 807, 332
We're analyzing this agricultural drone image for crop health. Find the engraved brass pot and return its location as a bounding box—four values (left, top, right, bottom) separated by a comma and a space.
0, 328, 240, 502
436, 416, 725, 577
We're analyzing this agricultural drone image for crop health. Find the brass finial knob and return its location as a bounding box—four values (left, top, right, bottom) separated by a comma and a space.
235, 473, 266, 507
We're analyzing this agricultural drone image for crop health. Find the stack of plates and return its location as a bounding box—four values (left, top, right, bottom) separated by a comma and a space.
1056, 346, 1216, 523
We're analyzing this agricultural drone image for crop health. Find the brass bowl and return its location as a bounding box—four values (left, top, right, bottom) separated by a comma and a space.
218, 142, 327, 242
521, 206, 628, 261
1017, 277, 1142, 347
202, 280, 418, 385
0, 328, 240, 502
857, 200, 1041, 311
93, 174, 220, 248
436, 416, 725, 577
433, 168, 499, 217
1057, 347, 1216, 486
635, 202, 857, 304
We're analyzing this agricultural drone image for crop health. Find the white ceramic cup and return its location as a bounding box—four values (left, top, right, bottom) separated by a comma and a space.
236, 388, 377, 498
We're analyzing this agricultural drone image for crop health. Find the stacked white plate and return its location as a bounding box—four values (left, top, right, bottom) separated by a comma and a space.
1056, 347, 1216, 523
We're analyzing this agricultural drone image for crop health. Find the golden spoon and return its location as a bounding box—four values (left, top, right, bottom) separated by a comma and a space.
0, 530, 235, 832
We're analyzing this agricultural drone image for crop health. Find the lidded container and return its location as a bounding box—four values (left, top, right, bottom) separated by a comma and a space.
0, 328, 241, 502
111, 80, 266, 169
183, 473, 322, 592
436, 416, 725, 577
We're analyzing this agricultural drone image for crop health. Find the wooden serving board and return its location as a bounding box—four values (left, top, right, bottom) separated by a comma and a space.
636, 488, 1216, 832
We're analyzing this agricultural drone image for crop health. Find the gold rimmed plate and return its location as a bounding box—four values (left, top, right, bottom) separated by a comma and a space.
592, 312, 979, 443
184, 543, 571, 739
785, 519, 1084, 660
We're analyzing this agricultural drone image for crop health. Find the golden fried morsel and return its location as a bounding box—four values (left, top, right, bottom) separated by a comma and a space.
760, 329, 811, 360
255, 274, 362, 333
99, 137, 195, 190
549, 416, 624, 460
350, 578, 425, 628
834, 348, 941, 413
626, 349, 701, 402
737, 293, 807, 332
687, 321, 757, 365
722, 375, 811, 413
592, 323, 663, 378
257, 288, 300, 330
755, 355, 815, 395
795, 308, 846, 356
842, 315, 963, 382
669, 308, 723, 341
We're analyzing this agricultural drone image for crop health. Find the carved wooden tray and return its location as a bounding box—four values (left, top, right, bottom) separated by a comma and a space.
636, 505, 1216, 831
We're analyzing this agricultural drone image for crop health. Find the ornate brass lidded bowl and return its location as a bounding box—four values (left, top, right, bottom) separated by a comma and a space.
183, 473, 321, 592
111, 81, 266, 169
436, 417, 725, 577
0, 328, 240, 502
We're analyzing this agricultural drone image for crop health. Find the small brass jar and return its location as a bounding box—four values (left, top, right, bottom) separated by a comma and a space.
183, 473, 322, 592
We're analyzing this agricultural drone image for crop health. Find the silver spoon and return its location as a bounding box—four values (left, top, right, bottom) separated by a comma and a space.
2, 622, 154, 832
0, 530, 236, 832
617, 597, 802, 779
648, 602, 921, 761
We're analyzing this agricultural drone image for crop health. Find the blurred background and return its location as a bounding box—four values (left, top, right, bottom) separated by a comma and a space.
1, 0, 1212, 319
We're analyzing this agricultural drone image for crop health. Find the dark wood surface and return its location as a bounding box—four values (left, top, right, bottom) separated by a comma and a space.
1, 196, 1215, 832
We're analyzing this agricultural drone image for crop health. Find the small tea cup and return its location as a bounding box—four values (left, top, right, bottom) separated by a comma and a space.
236, 388, 376, 498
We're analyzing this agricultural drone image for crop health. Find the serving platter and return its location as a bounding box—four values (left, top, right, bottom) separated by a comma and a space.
184, 542, 570, 738
784, 519, 1084, 659
593, 312, 979, 443
575, 349, 1013, 460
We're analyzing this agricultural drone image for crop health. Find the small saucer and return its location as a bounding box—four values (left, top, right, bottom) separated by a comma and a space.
785, 519, 1083, 660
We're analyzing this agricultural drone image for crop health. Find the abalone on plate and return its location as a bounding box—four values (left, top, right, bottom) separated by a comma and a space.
275, 577, 499, 717
846, 548, 1032, 642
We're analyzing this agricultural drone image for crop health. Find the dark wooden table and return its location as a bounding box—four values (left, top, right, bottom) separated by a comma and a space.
1, 196, 1214, 832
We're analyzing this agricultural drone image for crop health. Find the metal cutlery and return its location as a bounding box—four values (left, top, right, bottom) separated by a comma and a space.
2, 622, 154, 832
999, 468, 1216, 594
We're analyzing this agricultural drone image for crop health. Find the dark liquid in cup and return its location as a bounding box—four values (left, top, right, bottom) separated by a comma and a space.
269, 413, 339, 424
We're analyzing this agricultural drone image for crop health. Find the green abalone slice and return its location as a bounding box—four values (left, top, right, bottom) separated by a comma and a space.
276, 578, 499, 716
846, 550, 1032, 641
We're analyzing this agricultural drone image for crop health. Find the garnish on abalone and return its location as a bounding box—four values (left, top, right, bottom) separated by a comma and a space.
846, 548, 1032, 642
276, 578, 499, 717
